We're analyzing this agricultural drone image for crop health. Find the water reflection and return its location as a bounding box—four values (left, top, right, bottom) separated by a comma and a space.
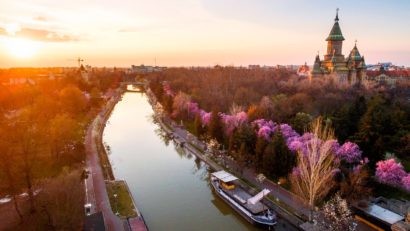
153, 124, 171, 146
126, 85, 145, 92
103, 91, 265, 231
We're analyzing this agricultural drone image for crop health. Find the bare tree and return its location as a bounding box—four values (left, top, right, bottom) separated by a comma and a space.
35, 170, 85, 230
14, 110, 43, 213
0, 124, 23, 222
290, 118, 339, 214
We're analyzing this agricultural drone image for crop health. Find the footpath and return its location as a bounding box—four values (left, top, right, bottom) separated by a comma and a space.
85, 85, 148, 231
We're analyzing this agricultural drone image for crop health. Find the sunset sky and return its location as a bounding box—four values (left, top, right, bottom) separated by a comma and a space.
0, 0, 409, 67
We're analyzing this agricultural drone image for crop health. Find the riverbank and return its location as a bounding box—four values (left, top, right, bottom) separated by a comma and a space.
145, 87, 307, 230
85, 84, 148, 231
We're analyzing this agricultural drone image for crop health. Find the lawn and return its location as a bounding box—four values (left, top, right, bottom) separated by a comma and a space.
106, 180, 138, 218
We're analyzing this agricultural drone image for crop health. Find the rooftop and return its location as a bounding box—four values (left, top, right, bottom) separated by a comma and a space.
212, 170, 238, 183
354, 203, 404, 225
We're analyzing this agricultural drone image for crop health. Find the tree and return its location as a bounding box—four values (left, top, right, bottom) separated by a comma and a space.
34, 170, 85, 230
193, 114, 204, 137
236, 143, 247, 175
0, 124, 23, 222
313, 194, 357, 231
59, 85, 86, 116
291, 112, 312, 134
333, 95, 367, 142
290, 118, 339, 212
31, 95, 59, 126
162, 95, 173, 114
262, 131, 295, 178
336, 142, 362, 164
230, 124, 256, 158
274, 132, 296, 177
402, 174, 410, 192
375, 158, 407, 187
355, 95, 399, 165
208, 110, 224, 143
14, 114, 41, 213
254, 136, 268, 170
340, 165, 372, 202
89, 87, 102, 107
48, 114, 81, 161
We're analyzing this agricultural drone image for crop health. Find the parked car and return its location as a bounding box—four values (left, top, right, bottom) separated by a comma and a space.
85, 203, 92, 216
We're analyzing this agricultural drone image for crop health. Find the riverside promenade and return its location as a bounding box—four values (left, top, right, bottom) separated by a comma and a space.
85, 86, 148, 231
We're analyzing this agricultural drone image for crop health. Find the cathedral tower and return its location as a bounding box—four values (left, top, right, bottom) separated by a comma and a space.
323, 8, 346, 67
310, 8, 367, 84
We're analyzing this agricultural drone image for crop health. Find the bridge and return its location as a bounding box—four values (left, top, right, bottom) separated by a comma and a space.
121, 81, 146, 86
121, 81, 146, 92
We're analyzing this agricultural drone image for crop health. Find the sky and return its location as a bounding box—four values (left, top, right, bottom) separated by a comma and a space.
0, 0, 409, 67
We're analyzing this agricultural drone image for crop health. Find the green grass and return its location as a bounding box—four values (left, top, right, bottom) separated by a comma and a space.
106, 181, 138, 218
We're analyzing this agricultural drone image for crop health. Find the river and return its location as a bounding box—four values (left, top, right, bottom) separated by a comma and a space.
103, 88, 295, 231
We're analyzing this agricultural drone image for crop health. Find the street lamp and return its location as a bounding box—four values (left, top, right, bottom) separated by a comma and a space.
113, 193, 119, 216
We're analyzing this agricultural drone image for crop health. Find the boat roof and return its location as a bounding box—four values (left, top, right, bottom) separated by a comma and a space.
211, 170, 238, 183
225, 187, 268, 214
355, 203, 404, 225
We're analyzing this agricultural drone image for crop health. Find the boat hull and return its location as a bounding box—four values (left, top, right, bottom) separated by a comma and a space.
210, 178, 276, 229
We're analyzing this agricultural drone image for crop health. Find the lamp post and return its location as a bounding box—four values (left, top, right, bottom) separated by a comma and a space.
113, 193, 119, 216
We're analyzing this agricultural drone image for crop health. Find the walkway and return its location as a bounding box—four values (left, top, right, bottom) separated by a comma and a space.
86, 86, 148, 231
85, 116, 124, 231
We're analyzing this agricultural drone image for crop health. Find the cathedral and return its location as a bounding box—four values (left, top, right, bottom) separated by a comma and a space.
311, 9, 366, 83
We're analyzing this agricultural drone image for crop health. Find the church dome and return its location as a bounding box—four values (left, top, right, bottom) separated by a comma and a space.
349, 42, 362, 62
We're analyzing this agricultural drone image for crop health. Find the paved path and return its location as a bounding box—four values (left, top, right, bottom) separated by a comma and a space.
128, 217, 148, 231
85, 118, 124, 231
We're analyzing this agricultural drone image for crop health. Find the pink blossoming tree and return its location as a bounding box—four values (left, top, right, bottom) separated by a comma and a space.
375, 159, 406, 187
402, 174, 410, 192
336, 142, 362, 164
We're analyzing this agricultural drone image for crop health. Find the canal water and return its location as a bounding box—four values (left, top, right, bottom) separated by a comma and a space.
103, 89, 295, 231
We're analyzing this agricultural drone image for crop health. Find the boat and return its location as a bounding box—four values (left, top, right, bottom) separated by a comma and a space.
210, 170, 277, 229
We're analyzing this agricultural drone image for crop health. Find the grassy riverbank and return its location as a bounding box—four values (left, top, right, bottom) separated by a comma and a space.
106, 181, 138, 219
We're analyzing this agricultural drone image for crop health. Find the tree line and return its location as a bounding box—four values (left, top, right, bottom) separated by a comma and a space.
0, 67, 121, 230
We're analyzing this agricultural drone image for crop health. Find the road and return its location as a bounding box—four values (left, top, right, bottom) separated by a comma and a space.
85, 117, 124, 231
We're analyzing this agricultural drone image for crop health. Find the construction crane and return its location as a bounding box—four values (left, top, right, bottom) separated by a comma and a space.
67, 57, 84, 67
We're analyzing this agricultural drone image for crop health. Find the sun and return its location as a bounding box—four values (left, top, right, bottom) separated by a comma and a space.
6, 38, 40, 59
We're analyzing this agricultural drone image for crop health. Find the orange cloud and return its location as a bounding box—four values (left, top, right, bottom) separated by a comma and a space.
0, 27, 6, 35
0, 27, 77, 42
33, 16, 48, 22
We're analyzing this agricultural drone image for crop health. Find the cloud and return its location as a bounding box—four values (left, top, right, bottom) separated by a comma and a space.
0, 26, 77, 42
118, 28, 139, 33
33, 16, 48, 22
118, 25, 165, 33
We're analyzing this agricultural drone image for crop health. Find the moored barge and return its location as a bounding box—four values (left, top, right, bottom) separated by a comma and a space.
210, 170, 277, 229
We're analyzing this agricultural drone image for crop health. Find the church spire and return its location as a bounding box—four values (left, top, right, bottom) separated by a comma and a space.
335, 8, 339, 22
326, 8, 345, 41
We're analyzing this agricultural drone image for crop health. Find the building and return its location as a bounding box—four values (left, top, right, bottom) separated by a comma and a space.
367, 69, 410, 87
352, 197, 410, 231
311, 9, 366, 84
128, 64, 165, 74
297, 62, 310, 77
